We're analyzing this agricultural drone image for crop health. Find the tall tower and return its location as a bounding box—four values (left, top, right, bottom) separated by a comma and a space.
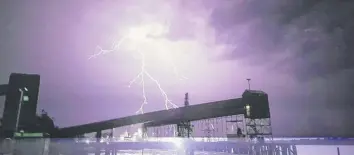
184, 92, 189, 106
246, 78, 251, 90
242, 90, 272, 140
2, 73, 40, 137
177, 93, 193, 138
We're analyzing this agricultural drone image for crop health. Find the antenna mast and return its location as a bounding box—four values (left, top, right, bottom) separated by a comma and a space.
246, 78, 251, 90
177, 93, 192, 138
184, 93, 189, 106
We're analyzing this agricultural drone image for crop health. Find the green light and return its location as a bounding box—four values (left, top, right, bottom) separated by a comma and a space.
14, 132, 43, 137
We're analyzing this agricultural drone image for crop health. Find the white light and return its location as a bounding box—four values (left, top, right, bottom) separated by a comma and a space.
85, 139, 90, 144
23, 96, 29, 102
132, 135, 137, 142
137, 128, 142, 137
246, 105, 251, 117
246, 105, 251, 110
127, 23, 167, 41
119, 135, 124, 141
170, 138, 183, 148
18, 87, 28, 92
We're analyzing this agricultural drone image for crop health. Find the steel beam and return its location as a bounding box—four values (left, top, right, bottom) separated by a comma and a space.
143, 108, 245, 127
57, 98, 244, 137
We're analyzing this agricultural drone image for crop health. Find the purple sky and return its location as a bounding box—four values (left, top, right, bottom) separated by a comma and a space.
0, 0, 354, 137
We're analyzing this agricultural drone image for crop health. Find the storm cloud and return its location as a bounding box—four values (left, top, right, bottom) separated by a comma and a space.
208, 0, 354, 80
1, 0, 354, 137
204, 0, 354, 136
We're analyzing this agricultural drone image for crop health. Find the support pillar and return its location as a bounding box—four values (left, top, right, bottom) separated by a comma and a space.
95, 131, 102, 142
290, 145, 298, 155
95, 131, 102, 155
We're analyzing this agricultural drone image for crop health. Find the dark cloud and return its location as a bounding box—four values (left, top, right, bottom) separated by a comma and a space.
1, 0, 353, 137
207, 0, 354, 137
209, 0, 354, 80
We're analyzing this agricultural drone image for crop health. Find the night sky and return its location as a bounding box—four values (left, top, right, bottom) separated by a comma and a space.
0, 0, 353, 137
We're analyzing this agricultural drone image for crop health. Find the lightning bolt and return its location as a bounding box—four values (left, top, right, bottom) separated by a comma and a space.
89, 26, 185, 115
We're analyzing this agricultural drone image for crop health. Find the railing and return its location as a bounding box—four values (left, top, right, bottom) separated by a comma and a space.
2, 138, 354, 155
